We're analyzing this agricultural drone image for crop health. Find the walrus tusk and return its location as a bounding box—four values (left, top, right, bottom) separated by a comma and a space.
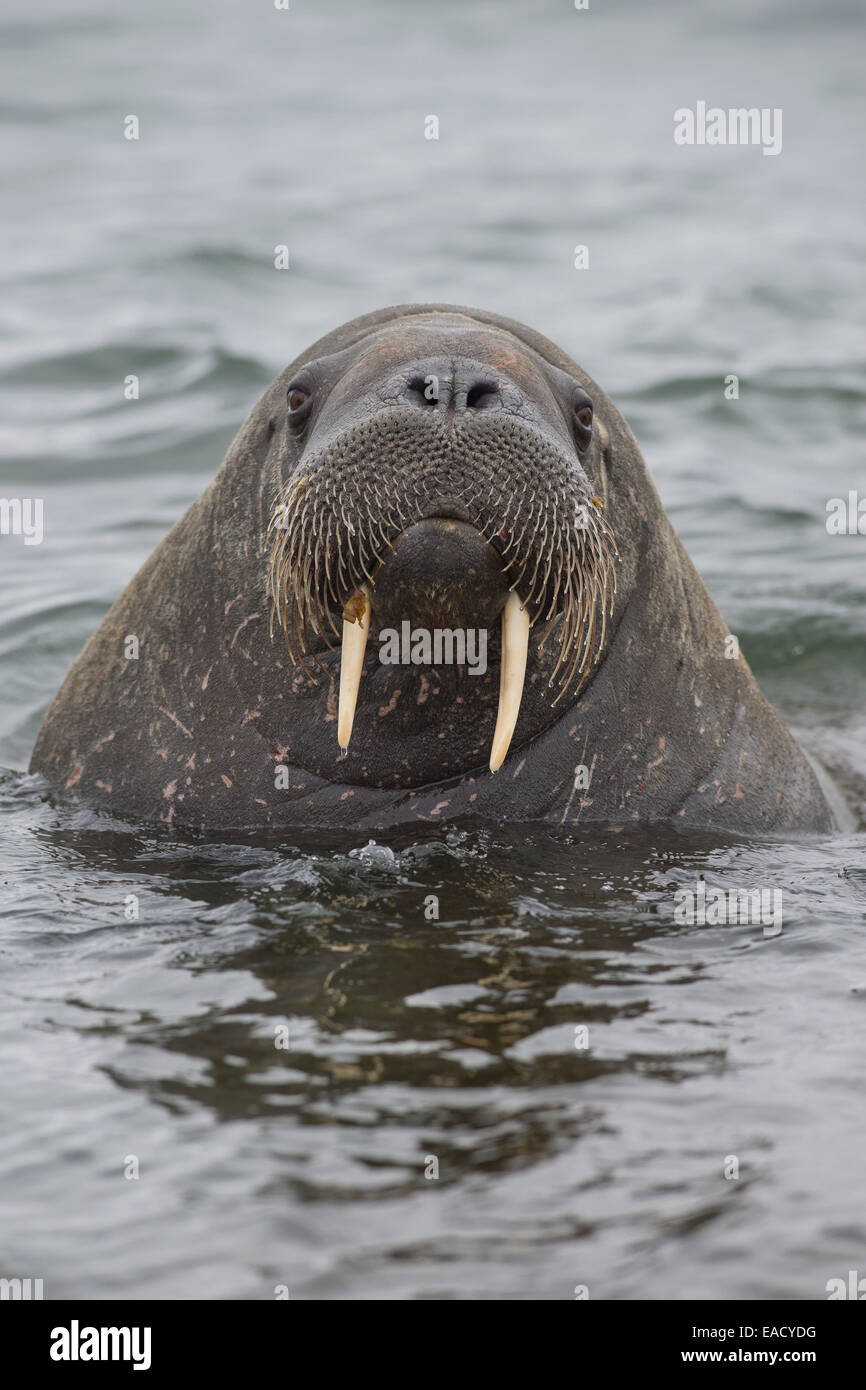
489, 591, 530, 772
337, 587, 371, 751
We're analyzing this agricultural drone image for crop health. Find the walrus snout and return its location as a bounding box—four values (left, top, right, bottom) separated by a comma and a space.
267, 327, 618, 772
396, 362, 505, 414
371, 517, 508, 631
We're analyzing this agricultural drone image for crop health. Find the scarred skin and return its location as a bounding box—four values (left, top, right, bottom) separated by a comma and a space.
30, 304, 833, 832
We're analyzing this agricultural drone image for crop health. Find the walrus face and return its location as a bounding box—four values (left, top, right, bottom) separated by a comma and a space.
267, 316, 617, 786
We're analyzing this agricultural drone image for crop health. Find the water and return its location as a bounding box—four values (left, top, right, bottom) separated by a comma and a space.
1, 0, 864, 1300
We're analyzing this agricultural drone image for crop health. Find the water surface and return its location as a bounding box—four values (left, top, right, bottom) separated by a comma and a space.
0, 0, 864, 1299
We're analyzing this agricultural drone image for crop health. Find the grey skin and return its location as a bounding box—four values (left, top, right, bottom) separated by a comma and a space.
31, 303, 833, 833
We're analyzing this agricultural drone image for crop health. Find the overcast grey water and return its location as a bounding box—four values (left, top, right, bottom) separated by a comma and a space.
1, 0, 864, 1300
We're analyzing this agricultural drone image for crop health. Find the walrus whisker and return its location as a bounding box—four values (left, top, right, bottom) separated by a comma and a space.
267, 408, 618, 700
524, 512, 554, 610
535, 611, 559, 654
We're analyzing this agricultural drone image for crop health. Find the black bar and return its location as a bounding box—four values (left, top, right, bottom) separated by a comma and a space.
2, 1299, 861, 1374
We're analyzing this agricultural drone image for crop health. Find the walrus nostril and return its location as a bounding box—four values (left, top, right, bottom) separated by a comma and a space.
407, 375, 437, 405
465, 379, 499, 410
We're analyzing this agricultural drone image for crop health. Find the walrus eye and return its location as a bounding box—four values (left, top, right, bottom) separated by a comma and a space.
573, 394, 594, 446
286, 384, 312, 422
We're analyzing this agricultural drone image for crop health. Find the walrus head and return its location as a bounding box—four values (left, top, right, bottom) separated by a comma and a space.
29, 303, 834, 831
266, 314, 617, 778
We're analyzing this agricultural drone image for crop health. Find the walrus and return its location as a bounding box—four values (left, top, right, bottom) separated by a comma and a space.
30, 303, 834, 832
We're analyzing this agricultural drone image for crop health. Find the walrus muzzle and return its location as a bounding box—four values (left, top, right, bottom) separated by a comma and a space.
267, 407, 617, 771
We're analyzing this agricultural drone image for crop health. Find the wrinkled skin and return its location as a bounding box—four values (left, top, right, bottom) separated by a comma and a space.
31, 304, 833, 832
